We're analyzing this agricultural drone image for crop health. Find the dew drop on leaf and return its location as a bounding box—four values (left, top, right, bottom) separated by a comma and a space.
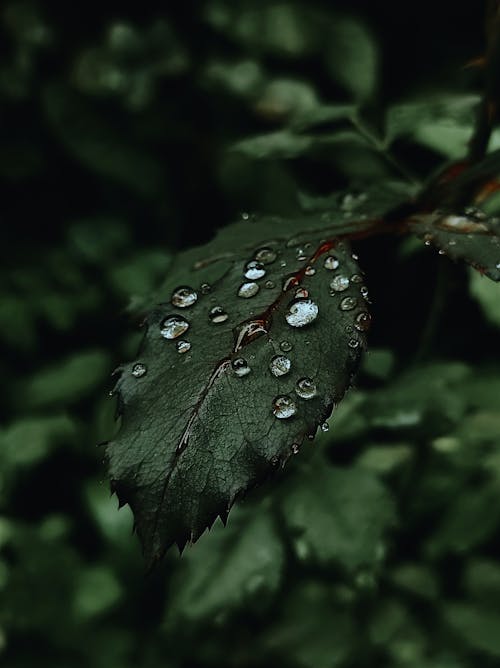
330, 276, 350, 292
232, 358, 251, 377
176, 340, 191, 354
348, 338, 360, 349
296, 248, 307, 261
321, 422, 330, 432
200, 283, 211, 294
244, 261, 266, 280
160, 315, 190, 339
264, 280, 275, 289
295, 287, 309, 299
280, 340, 293, 352
360, 286, 369, 299
324, 256, 340, 270
351, 274, 363, 284
354, 311, 371, 332
291, 443, 300, 455
238, 281, 260, 298
285, 299, 319, 327
255, 247, 277, 264
339, 296, 358, 311
295, 377, 317, 399
272, 395, 297, 419
305, 266, 316, 276
132, 363, 147, 378
171, 286, 198, 308
269, 355, 291, 377
209, 306, 228, 323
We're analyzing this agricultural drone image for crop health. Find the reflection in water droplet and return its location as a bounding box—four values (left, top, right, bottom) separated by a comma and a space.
295, 377, 317, 399
321, 422, 329, 432
354, 311, 371, 332
238, 281, 260, 298
330, 275, 350, 292
295, 287, 309, 299
132, 363, 147, 378
269, 355, 291, 377
201, 283, 211, 294
255, 247, 277, 264
209, 306, 228, 323
176, 340, 191, 354
280, 340, 293, 352
232, 358, 251, 377
171, 286, 198, 308
264, 280, 275, 289
245, 260, 266, 280
339, 297, 357, 311
324, 256, 339, 270
273, 395, 297, 419
285, 299, 319, 327
291, 443, 300, 455
348, 338, 360, 349
305, 266, 316, 276
351, 274, 363, 284
160, 315, 190, 339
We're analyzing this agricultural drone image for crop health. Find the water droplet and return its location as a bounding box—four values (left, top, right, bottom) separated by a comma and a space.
280, 341, 293, 352
339, 297, 357, 311
351, 274, 363, 284
273, 395, 297, 419
296, 248, 307, 261
270, 355, 291, 377
264, 280, 275, 289
280, 260, 287, 268
176, 340, 191, 354
295, 287, 309, 299
352, 252, 359, 260
238, 282, 260, 298
171, 286, 198, 308
448, 240, 457, 246
241, 211, 250, 220
255, 247, 277, 264
354, 311, 371, 332
295, 377, 317, 399
324, 255, 339, 270
348, 338, 360, 349
285, 299, 319, 327
360, 286, 369, 299
244, 260, 266, 280
232, 358, 251, 377
209, 306, 228, 323
305, 266, 316, 276
291, 443, 300, 455
201, 283, 211, 294
330, 275, 350, 292
160, 315, 190, 339
321, 422, 329, 432
132, 363, 147, 378
496, 262, 500, 270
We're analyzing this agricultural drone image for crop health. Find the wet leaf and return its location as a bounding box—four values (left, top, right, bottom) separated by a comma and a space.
107, 213, 374, 564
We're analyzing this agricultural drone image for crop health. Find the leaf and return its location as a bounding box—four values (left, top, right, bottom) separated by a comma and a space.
280, 461, 396, 570
106, 212, 374, 564
165, 505, 284, 627
443, 603, 500, 658
409, 210, 500, 281
469, 268, 500, 326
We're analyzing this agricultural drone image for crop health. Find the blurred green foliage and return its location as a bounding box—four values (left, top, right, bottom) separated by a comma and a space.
1, 1, 500, 667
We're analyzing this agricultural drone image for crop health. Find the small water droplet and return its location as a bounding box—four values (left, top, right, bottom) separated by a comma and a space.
269, 355, 291, 377
348, 338, 360, 349
295, 377, 317, 399
280, 341, 293, 352
438, 249, 445, 255
285, 299, 319, 327
354, 311, 371, 332
295, 287, 309, 299
496, 262, 500, 270
160, 315, 190, 339
360, 286, 369, 299
330, 275, 350, 292
176, 340, 191, 354
324, 256, 340, 270
305, 266, 316, 276
255, 247, 277, 264
132, 363, 147, 378
241, 211, 250, 220
448, 240, 457, 246
291, 443, 300, 455
339, 296, 357, 311
201, 283, 211, 294
296, 248, 307, 261
171, 286, 198, 308
244, 260, 266, 280
352, 252, 359, 260
321, 422, 329, 432
232, 358, 251, 377
273, 395, 297, 419
209, 306, 228, 323
238, 281, 260, 298
351, 274, 363, 284
264, 280, 275, 289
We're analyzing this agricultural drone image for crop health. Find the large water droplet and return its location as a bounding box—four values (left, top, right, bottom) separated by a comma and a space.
209, 306, 228, 323
355, 311, 371, 331
273, 395, 297, 419
176, 340, 191, 354
160, 315, 190, 339
132, 363, 147, 378
238, 282, 260, 298
270, 355, 291, 377
280, 341, 293, 352
339, 297, 357, 311
324, 256, 339, 270
244, 260, 266, 280
295, 377, 317, 399
255, 247, 277, 264
285, 299, 319, 327
232, 358, 251, 377
330, 275, 350, 292
171, 286, 198, 308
